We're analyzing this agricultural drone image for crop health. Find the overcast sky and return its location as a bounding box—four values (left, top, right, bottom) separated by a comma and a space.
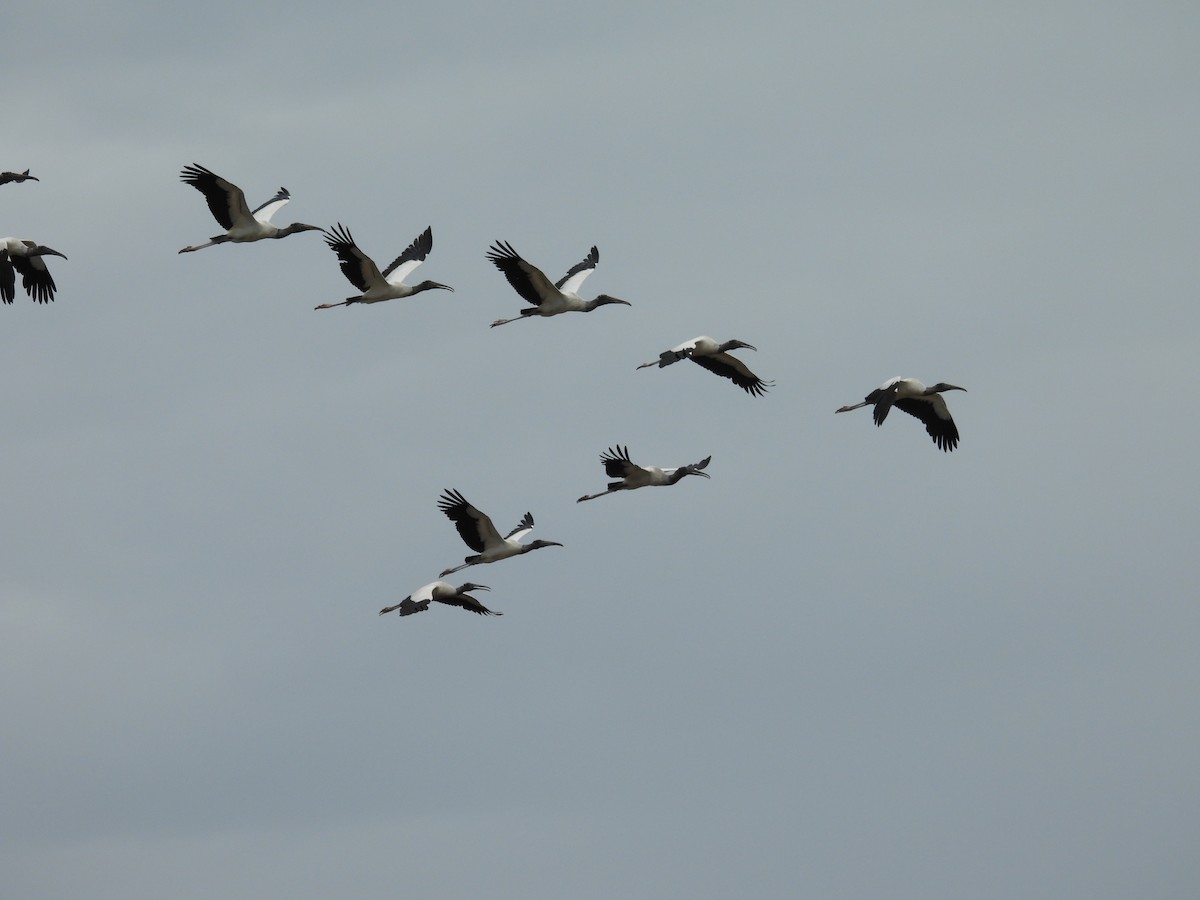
3, 2, 1198, 898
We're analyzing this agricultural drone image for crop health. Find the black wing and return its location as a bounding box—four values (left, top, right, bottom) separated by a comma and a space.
10, 253, 57, 304
599, 445, 638, 479
437, 489, 495, 552
868, 386, 899, 426
893, 398, 960, 451
486, 241, 556, 307
689, 354, 772, 397
323, 223, 377, 292
250, 186, 290, 217
554, 245, 598, 290
504, 511, 534, 540
437, 594, 503, 616
381, 226, 433, 279
180, 164, 242, 231
0, 252, 13, 304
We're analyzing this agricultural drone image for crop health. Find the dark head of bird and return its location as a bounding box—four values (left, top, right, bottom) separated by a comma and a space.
278, 223, 323, 238
413, 280, 454, 294
670, 456, 713, 484
927, 383, 967, 395
586, 294, 631, 311
719, 339, 756, 353
458, 582, 490, 594
526, 539, 564, 551
31, 244, 67, 261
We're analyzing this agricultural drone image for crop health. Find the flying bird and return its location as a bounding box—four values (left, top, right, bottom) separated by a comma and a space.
0, 169, 38, 186
378, 581, 500, 617
1, 237, 67, 304
637, 336, 772, 396
487, 241, 630, 327
836, 376, 966, 451
437, 489, 563, 577
178, 163, 320, 253
315, 224, 453, 309
577, 445, 712, 502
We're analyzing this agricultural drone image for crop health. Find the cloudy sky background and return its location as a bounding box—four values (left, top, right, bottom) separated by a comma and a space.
3, 2, 1198, 897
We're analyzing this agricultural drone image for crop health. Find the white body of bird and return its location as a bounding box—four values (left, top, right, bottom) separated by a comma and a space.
836, 376, 966, 451
316, 224, 453, 309
577, 445, 712, 502
638, 335, 771, 396
487, 241, 630, 327
378, 581, 500, 617
437, 489, 562, 576
178, 164, 320, 253
1, 237, 67, 304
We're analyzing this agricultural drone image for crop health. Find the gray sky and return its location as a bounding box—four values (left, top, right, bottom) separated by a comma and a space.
3, 2, 1198, 898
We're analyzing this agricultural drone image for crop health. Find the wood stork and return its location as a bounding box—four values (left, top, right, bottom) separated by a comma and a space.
178, 163, 320, 253
0, 169, 38, 186
577, 445, 712, 502
836, 376, 966, 451
1, 237, 67, 304
637, 336, 772, 397
487, 241, 630, 327
378, 581, 500, 617
315, 223, 453, 309
437, 489, 563, 577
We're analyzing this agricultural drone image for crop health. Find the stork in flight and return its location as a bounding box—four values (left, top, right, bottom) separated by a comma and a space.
379, 581, 500, 617
437, 489, 563, 577
637, 336, 772, 396
577, 445, 712, 502
487, 241, 630, 327
0, 169, 38, 186
836, 376, 966, 451
315, 223, 453, 309
178, 163, 321, 253
1, 237, 67, 304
